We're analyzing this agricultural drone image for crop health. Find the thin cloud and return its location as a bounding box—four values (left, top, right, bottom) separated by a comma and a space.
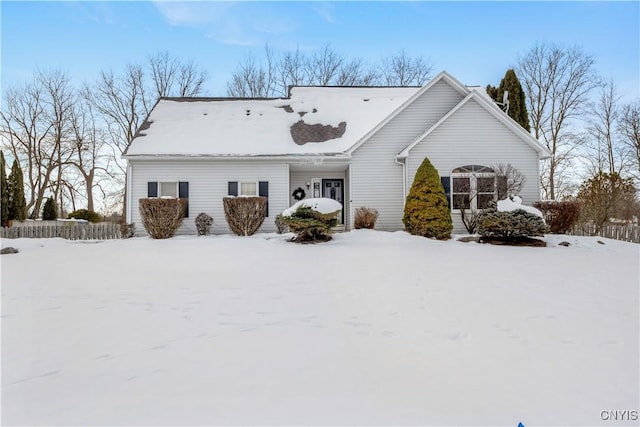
153, 1, 297, 46
311, 2, 336, 24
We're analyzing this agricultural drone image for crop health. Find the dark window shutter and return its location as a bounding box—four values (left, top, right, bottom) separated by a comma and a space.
440, 176, 451, 209
179, 181, 189, 217
228, 181, 238, 196
148, 182, 158, 198
259, 181, 269, 217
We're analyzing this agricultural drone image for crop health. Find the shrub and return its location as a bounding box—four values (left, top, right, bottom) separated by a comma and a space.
68, 209, 101, 223
354, 207, 379, 229
42, 197, 58, 220
223, 196, 267, 236
275, 214, 289, 234
477, 205, 547, 239
403, 157, 452, 240
120, 222, 136, 239
195, 212, 214, 236
281, 206, 338, 243
139, 198, 187, 239
533, 200, 582, 234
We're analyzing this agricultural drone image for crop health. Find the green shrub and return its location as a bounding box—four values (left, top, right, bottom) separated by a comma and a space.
403, 157, 452, 240
223, 196, 266, 236
281, 206, 338, 243
139, 198, 187, 239
354, 207, 379, 229
477, 205, 547, 239
42, 197, 58, 220
533, 200, 582, 234
195, 212, 213, 236
68, 209, 101, 223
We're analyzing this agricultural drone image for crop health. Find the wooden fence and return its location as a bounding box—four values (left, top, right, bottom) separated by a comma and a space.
0, 222, 121, 240
568, 223, 640, 244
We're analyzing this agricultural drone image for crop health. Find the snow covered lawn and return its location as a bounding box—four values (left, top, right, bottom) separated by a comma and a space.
2, 231, 638, 426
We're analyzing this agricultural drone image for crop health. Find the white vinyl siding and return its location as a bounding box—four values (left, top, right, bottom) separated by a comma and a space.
130, 160, 289, 235
350, 79, 465, 231
406, 98, 541, 233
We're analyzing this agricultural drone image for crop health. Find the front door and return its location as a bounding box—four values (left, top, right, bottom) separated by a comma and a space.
322, 179, 344, 225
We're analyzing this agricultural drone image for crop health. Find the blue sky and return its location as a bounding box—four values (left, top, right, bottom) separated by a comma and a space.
2, 1, 639, 101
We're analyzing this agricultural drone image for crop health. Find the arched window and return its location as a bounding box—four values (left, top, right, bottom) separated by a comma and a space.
450, 165, 506, 210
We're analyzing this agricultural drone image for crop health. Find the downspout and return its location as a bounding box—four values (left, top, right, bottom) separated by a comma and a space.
126, 162, 133, 223
394, 156, 407, 202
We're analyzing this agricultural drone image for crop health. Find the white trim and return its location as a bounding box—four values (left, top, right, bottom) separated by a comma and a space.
397, 91, 552, 159
346, 71, 470, 155
123, 154, 352, 161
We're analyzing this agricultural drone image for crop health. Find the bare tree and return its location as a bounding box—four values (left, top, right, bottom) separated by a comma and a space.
379, 50, 433, 86
227, 46, 278, 98
227, 44, 431, 98
68, 97, 116, 212
618, 100, 640, 177
149, 51, 208, 98
585, 80, 629, 176
493, 163, 526, 199
0, 70, 77, 218
517, 42, 600, 199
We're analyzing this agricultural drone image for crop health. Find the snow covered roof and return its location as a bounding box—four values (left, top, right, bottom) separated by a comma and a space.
123, 86, 419, 158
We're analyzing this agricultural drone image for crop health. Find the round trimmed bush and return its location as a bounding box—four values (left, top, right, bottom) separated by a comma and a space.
68, 209, 101, 223
195, 212, 214, 236
477, 206, 547, 239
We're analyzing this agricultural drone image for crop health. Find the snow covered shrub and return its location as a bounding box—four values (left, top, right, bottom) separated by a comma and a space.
403, 157, 452, 240
223, 196, 266, 236
354, 207, 379, 229
275, 214, 289, 234
42, 197, 58, 220
195, 212, 214, 236
280, 198, 341, 243
281, 207, 337, 243
139, 198, 187, 239
533, 200, 582, 234
120, 222, 135, 239
68, 209, 101, 223
477, 202, 547, 239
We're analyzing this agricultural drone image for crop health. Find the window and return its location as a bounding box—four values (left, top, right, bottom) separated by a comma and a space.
240, 182, 257, 196
450, 165, 497, 211
147, 181, 189, 217
159, 182, 178, 198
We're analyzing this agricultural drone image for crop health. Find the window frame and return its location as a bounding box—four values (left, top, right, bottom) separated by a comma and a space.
239, 181, 258, 197
158, 181, 179, 198
450, 165, 498, 211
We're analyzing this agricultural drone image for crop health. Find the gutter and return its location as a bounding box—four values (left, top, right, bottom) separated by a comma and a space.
122, 153, 353, 161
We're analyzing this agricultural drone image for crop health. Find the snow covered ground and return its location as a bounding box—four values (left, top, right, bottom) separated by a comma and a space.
1, 231, 638, 426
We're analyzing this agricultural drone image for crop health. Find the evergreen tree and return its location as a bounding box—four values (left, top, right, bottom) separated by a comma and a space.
7, 160, 27, 221
487, 69, 530, 131
0, 151, 9, 227
42, 197, 58, 220
403, 157, 452, 240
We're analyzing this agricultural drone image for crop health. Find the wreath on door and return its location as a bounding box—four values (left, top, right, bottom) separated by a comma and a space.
292, 187, 306, 201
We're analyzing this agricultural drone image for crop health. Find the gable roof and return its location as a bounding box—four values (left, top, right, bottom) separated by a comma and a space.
123, 86, 418, 158
345, 71, 470, 155
396, 90, 552, 159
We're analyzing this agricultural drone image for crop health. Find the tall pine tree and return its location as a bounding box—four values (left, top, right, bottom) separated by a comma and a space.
0, 151, 9, 227
8, 160, 27, 221
486, 69, 530, 131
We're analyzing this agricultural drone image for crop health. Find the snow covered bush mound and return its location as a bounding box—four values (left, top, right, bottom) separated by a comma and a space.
194, 212, 213, 236
281, 198, 341, 243
477, 197, 547, 239
282, 197, 342, 217
497, 195, 544, 218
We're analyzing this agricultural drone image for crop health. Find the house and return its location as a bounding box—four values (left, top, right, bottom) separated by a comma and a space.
123, 71, 551, 235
